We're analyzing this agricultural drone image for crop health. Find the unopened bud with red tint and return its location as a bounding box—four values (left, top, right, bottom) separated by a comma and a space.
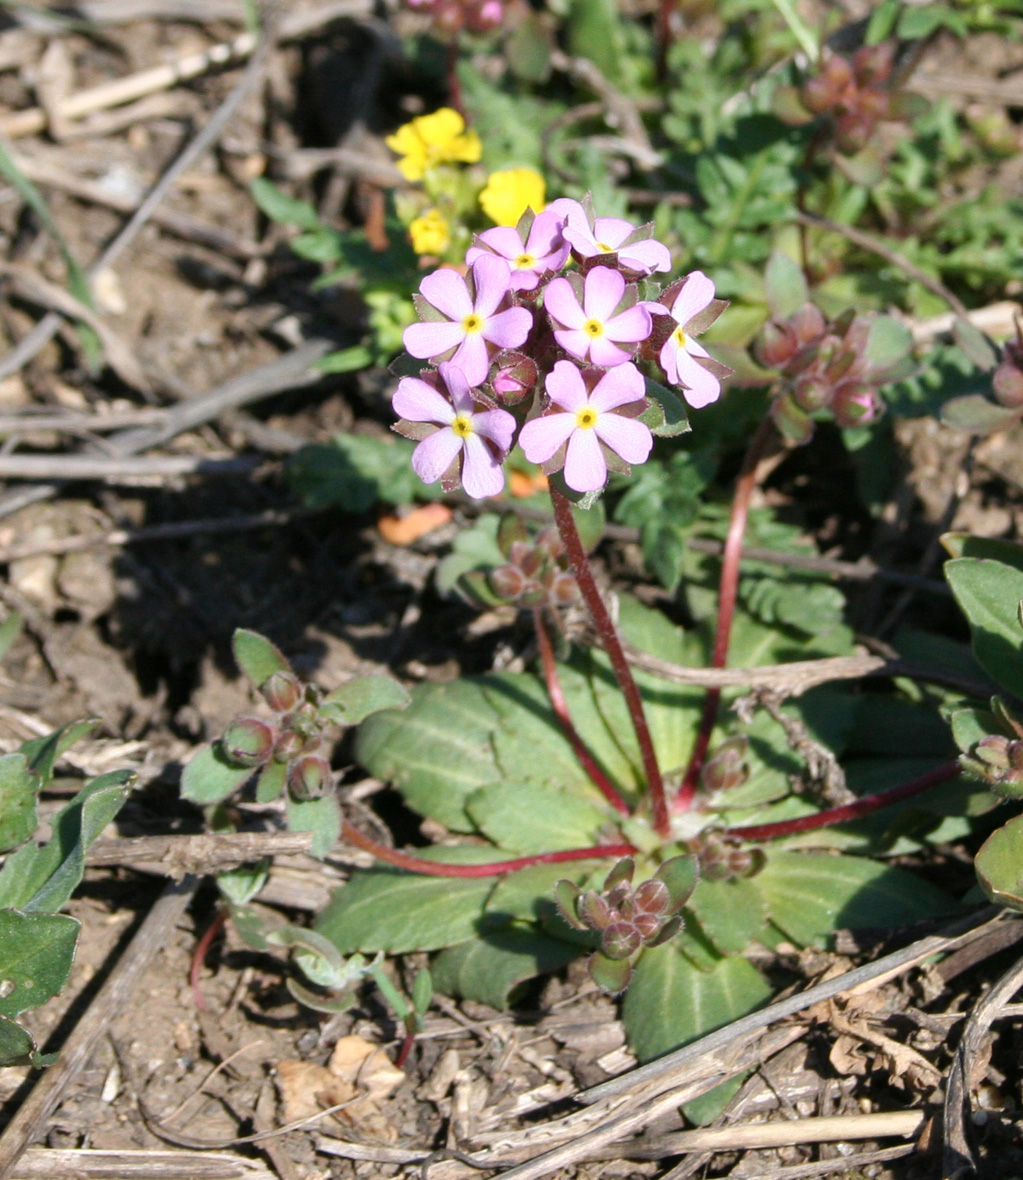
993, 346, 1023, 408
489, 563, 527, 601
853, 41, 895, 86
756, 320, 799, 368
578, 890, 612, 930
602, 920, 642, 960
791, 303, 827, 345
491, 356, 536, 405
801, 54, 854, 114
220, 717, 276, 767
832, 383, 879, 427
274, 728, 309, 763
288, 753, 333, 800
700, 736, 749, 794
548, 571, 580, 605
792, 376, 832, 414
634, 878, 670, 916
772, 392, 814, 443
261, 670, 303, 714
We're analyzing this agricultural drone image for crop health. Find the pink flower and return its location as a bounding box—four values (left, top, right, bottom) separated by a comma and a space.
392, 362, 515, 499
649, 271, 727, 408
465, 209, 570, 292
403, 255, 533, 386
547, 198, 671, 276
519, 360, 652, 493
545, 267, 652, 367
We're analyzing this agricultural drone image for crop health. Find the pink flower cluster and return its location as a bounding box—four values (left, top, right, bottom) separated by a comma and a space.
392, 197, 731, 499
406, 0, 502, 34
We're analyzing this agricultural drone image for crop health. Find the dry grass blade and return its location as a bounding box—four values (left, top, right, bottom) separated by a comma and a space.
8, 1147, 275, 1179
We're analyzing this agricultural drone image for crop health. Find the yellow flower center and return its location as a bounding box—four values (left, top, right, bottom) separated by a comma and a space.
514, 253, 537, 270
575, 407, 598, 430
462, 313, 483, 334
673, 327, 687, 347
452, 415, 474, 438
596, 241, 614, 253
584, 319, 604, 338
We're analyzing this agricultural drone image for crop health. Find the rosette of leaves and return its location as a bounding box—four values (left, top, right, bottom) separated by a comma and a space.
0, 720, 133, 1066
321, 588, 959, 1120
181, 629, 409, 857
943, 534, 1023, 909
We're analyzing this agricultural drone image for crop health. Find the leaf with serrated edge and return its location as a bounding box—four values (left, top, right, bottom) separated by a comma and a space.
432, 927, 579, 1008
755, 853, 955, 947
355, 679, 503, 831
0, 910, 78, 1018
232, 629, 291, 688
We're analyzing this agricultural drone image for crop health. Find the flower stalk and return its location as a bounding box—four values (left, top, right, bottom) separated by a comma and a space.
550, 487, 671, 837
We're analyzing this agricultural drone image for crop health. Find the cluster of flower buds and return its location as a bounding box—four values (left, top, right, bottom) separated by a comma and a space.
218, 670, 335, 804
959, 698, 1023, 796
485, 515, 579, 609
392, 195, 732, 500
699, 736, 750, 795
405, 0, 502, 34
692, 831, 765, 882
755, 304, 883, 442
799, 43, 898, 154
554, 855, 698, 993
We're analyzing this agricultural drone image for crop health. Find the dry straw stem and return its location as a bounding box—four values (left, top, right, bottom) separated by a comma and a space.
7, 1147, 275, 1179
0, 876, 200, 1180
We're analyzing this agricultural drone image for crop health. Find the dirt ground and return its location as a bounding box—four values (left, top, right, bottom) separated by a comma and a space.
2, 3, 1023, 1179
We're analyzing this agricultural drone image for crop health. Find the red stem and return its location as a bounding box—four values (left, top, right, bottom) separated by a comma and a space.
341, 820, 633, 877
550, 488, 671, 838
724, 762, 961, 842
533, 607, 630, 816
396, 1030, 416, 1070
190, 906, 228, 1011
674, 418, 776, 813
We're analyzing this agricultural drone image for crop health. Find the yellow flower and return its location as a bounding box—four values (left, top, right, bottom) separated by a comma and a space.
385, 108, 482, 182
479, 168, 546, 227
409, 208, 451, 256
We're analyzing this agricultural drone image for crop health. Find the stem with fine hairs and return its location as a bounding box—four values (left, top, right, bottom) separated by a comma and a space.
533, 606, 630, 816
674, 417, 777, 813
550, 487, 671, 837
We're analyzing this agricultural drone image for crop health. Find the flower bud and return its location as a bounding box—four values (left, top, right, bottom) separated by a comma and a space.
288, 753, 333, 800
602, 920, 642, 960
489, 563, 527, 601
261, 670, 303, 714
993, 360, 1023, 408
756, 321, 798, 369
633, 911, 661, 941
700, 736, 750, 793
853, 42, 894, 86
790, 303, 827, 345
578, 891, 612, 931
832, 383, 879, 427
220, 717, 276, 767
274, 728, 307, 763
548, 572, 580, 605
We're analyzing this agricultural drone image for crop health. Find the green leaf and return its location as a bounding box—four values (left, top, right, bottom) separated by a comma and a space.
432, 927, 579, 1007
0, 910, 78, 1018
975, 815, 1023, 910
486, 861, 603, 927
316, 855, 501, 954
643, 377, 691, 438
0, 612, 22, 663
941, 394, 1021, 435
952, 319, 998, 372
435, 514, 505, 600
565, 0, 625, 79
217, 860, 270, 907
0, 772, 132, 913
285, 794, 341, 859
356, 679, 503, 831
180, 744, 253, 806
466, 782, 609, 855
942, 534, 1023, 571
20, 720, 98, 785
863, 316, 913, 377
255, 759, 287, 804
945, 557, 1023, 697
250, 178, 323, 231
287, 435, 442, 511
764, 251, 808, 318
948, 706, 1001, 754
314, 346, 373, 374
232, 629, 291, 687
754, 853, 956, 947
623, 943, 771, 1063
319, 677, 410, 726
688, 877, 767, 954
0, 754, 37, 854
0, 1015, 35, 1067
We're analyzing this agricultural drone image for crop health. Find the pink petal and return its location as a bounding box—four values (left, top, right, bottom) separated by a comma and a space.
545, 198, 587, 234
553, 327, 592, 361
474, 226, 523, 260
670, 271, 716, 326
588, 363, 645, 413
412, 427, 463, 485
403, 319, 465, 360
525, 210, 568, 255
460, 432, 505, 499
591, 217, 634, 249
587, 335, 631, 367
509, 270, 541, 292
618, 239, 671, 273
564, 427, 607, 492
545, 358, 588, 412
393, 376, 457, 424
582, 267, 626, 321
519, 412, 577, 464
483, 305, 532, 350
472, 407, 516, 451
544, 277, 586, 329
562, 225, 600, 257
419, 268, 472, 320
675, 349, 722, 408
658, 336, 682, 386
594, 413, 652, 464
438, 361, 475, 415
450, 334, 491, 386
605, 303, 652, 344
470, 254, 513, 318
